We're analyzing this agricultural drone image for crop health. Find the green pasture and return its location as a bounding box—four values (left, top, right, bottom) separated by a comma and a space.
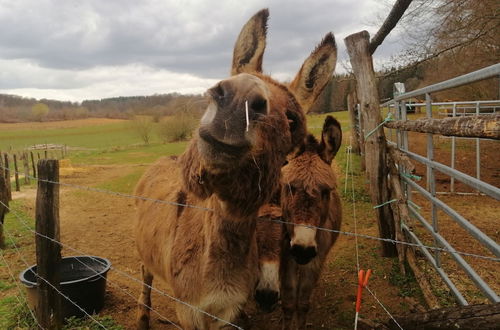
0, 121, 152, 150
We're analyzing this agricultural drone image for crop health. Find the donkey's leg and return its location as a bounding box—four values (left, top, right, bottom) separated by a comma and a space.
136, 264, 154, 330
296, 261, 322, 329
281, 256, 298, 330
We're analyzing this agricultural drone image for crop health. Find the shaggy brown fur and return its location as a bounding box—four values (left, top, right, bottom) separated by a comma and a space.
254, 203, 283, 312
279, 116, 343, 330
134, 9, 337, 330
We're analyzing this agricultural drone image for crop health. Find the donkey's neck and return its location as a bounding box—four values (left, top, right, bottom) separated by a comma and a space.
181, 138, 282, 218
204, 198, 258, 275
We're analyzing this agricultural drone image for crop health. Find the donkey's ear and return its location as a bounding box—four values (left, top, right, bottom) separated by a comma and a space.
231, 9, 269, 76
289, 33, 337, 112
319, 116, 342, 164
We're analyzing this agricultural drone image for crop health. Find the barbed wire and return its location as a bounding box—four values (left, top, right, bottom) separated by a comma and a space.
366, 286, 404, 330
2, 229, 108, 329
1, 165, 498, 262
0, 252, 43, 329
0, 200, 241, 330
30, 233, 182, 330
346, 142, 403, 330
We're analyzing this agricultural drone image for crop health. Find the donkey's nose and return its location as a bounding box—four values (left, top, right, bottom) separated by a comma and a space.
255, 289, 279, 313
290, 245, 317, 265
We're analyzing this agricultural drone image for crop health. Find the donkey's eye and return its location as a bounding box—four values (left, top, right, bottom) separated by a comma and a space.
251, 97, 267, 115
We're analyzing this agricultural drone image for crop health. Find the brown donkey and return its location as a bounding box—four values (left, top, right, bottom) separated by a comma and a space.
280, 116, 343, 329
134, 9, 337, 329
254, 202, 283, 313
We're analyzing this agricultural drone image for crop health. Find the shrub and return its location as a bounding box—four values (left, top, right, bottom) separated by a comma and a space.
131, 115, 154, 144
157, 113, 197, 143
31, 103, 50, 122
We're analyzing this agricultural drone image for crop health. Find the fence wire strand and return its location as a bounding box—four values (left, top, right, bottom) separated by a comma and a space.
346, 141, 403, 330
1, 165, 497, 263
0, 200, 240, 330
0, 252, 43, 329
2, 229, 108, 329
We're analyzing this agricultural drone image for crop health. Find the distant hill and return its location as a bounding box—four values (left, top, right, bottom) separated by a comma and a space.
0, 93, 206, 123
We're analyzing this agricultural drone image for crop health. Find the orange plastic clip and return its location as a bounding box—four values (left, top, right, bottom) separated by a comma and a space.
355, 269, 372, 313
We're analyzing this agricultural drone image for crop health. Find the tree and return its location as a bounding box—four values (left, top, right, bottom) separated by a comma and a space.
31, 103, 50, 122
131, 115, 154, 144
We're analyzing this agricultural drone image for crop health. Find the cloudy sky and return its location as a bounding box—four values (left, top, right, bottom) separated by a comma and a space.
0, 0, 408, 102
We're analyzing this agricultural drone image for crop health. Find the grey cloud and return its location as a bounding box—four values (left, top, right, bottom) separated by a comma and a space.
0, 0, 407, 100
0, 0, 388, 78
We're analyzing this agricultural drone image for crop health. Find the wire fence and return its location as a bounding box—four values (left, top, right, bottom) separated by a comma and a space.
1, 165, 498, 262
1, 161, 499, 329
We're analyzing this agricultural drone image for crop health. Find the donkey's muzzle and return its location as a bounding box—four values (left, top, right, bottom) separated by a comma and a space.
290, 245, 317, 265
255, 289, 279, 313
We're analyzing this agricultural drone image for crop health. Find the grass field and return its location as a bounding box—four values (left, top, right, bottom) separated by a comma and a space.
1, 113, 351, 166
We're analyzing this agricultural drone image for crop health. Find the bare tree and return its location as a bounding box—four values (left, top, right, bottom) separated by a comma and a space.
131, 115, 154, 144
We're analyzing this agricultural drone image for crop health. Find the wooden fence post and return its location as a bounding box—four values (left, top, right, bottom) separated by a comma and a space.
22, 152, 30, 184
345, 31, 397, 257
3, 153, 12, 201
30, 151, 37, 178
13, 154, 20, 192
35, 159, 62, 329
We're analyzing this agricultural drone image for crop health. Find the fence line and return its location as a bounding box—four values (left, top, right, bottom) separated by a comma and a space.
1, 166, 498, 263
0, 200, 240, 330
1, 158, 498, 327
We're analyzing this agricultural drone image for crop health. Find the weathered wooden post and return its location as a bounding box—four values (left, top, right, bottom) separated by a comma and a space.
30, 151, 37, 178
35, 159, 62, 329
13, 154, 20, 192
22, 152, 30, 184
3, 153, 12, 201
345, 31, 397, 257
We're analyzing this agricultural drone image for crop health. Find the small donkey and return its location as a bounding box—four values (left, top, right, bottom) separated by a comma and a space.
280, 115, 343, 329
254, 116, 342, 328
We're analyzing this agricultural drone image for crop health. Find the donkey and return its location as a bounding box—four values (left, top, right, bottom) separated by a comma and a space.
134, 9, 337, 329
279, 116, 343, 330
254, 202, 283, 313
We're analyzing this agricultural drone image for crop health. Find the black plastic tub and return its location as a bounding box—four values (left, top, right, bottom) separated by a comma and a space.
19, 256, 111, 319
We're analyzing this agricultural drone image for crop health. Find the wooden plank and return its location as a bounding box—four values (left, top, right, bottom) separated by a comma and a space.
384, 114, 500, 140
35, 159, 62, 329
345, 31, 397, 257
